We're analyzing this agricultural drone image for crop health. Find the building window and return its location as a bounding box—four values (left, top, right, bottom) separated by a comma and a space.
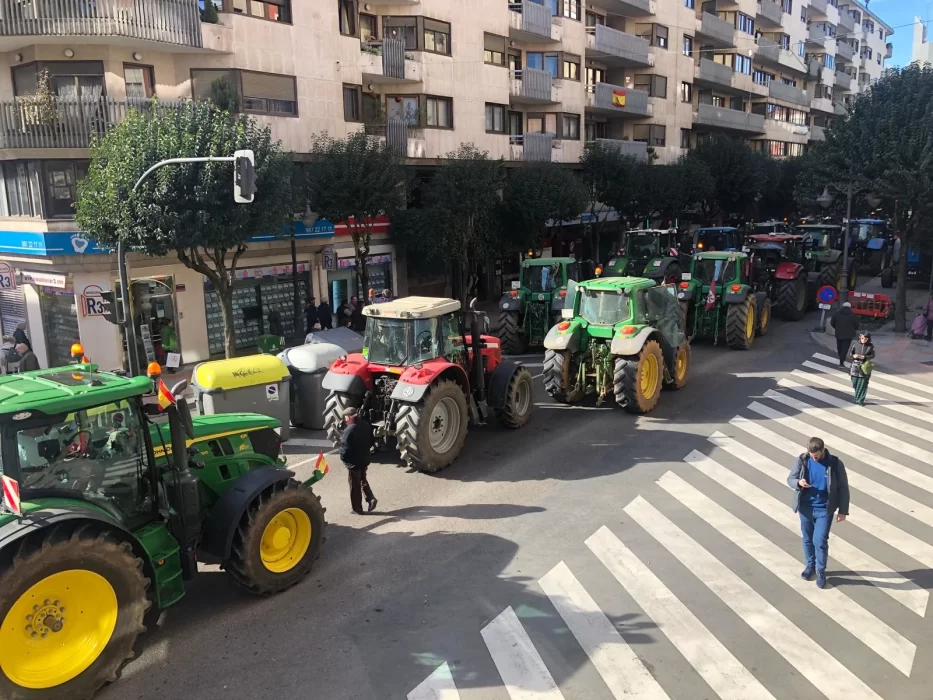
384, 17, 417, 50
735, 54, 752, 75
191, 69, 298, 116
585, 121, 609, 142
509, 51, 522, 71
338, 0, 356, 36
509, 111, 523, 142
781, 76, 796, 86
526, 52, 560, 77
712, 95, 725, 107
800, 6, 806, 22
681, 81, 692, 103
423, 18, 451, 55
879, 28, 884, 40
562, 0, 580, 21
233, 0, 291, 22
782, 0, 792, 13
683, 35, 694, 57
730, 96, 745, 111
528, 113, 558, 135
360, 13, 377, 42
12, 61, 105, 99
634, 74, 667, 98
343, 84, 361, 122
798, 42, 805, 56
737, 12, 754, 35
585, 11, 605, 27
562, 55, 580, 80
638, 24, 669, 49
44, 160, 88, 218
425, 95, 453, 128
753, 69, 774, 85
788, 143, 805, 157
0, 162, 41, 217
685, 0, 695, 7
561, 114, 580, 140
124, 64, 154, 99
586, 66, 605, 86
633, 124, 665, 147
780, 33, 791, 50
769, 141, 787, 157
485, 103, 506, 133
681, 128, 691, 149
485, 33, 506, 66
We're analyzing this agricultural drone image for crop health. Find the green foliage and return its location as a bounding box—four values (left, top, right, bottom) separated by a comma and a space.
209, 77, 239, 114
306, 131, 407, 297
645, 156, 715, 226
76, 100, 294, 357
19, 68, 59, 126
201, 0, 219, 23
686, 136, 768, 219
501, 162, 587, 250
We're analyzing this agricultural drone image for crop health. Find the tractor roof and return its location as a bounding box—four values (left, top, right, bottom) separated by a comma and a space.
579, 276, 656, 292
522, 257, 575, 266
624, 229, 676, 235
695, 227, 737, 233
749, 234, 803, 243
0, 368, 152, 418
363, 296, 461, 319
796, 224, 842, 231
694, 251, 748, 261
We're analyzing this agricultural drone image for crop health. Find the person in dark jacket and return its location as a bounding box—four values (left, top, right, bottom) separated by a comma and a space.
350, 295, 365, 332
13, 321, 31, 352
317, 298, 333, 330
848, 331, 875, 406
339, 407, 377, 514
830, 302, 859, 368
787, 437, 850, 589
14, 343, 39, 372
305, 298, 318, 334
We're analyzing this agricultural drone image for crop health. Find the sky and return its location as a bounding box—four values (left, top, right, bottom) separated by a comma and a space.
871, 0, 930, 66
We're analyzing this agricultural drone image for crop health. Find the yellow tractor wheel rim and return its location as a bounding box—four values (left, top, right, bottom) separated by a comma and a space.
675, 348, 688, 381
0, 570, 118, 689
760, 303, 769, 331
261, 507, 312, 573
640, 352, 660, 397
745, 304, 755, 339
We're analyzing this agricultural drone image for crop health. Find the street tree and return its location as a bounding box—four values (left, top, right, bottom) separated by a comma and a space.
647, 156, 715, 228
75, 100, 294, 358
797, 64, 933, 330
687, 136, 768, 221
579, 143, 641, 259
306, 131, 407, 301
501, 162, 587, 252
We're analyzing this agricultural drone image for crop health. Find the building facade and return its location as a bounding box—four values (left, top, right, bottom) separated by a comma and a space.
912, 16, 933, 67
0, 0, 893, 369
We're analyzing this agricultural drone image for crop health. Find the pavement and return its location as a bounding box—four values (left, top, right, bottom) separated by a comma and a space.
104, 306, 933, 700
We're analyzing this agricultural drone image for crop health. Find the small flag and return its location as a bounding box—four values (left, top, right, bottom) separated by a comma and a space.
157, 380, 176, 411
705, 284, 717, 312
314, 451, 330, 475
612, 89, 627, 107
1, 474, 21, 516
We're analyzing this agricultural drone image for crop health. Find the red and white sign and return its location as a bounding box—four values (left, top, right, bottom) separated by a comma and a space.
80, 284, 107, 317
334, 216, 390, 236
234, 263, 309, 281
1, 474, 21, 516
0, 262, 16, 291
21, 270, 67, 288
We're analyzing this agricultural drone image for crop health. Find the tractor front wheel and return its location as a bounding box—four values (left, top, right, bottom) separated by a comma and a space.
495, 367, 534, 428
225, 479, 326, 595
726, 297, 756, 350
396, 379, 469, 473
498, 311, 527, 355
0, 525, 150, 700
756, 297, 772, 337
323, 391, 361, 448
665, 343, 691, 391
776, 275, 807, 321
613, 339, 664, 414
543, 349, 571, 403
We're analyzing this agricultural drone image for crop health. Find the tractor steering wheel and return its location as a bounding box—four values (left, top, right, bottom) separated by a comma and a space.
416, 330, 433, 353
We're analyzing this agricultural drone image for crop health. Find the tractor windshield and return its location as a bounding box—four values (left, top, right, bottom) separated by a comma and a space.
624, 234, 661, 259
522, 263, 563, 292
693, 258, 733, 286
695, 230, 734, 252
364, 317, 439, 366
579, 288, 632, 326
855, 223, 884, 242
798, 228, 836, 248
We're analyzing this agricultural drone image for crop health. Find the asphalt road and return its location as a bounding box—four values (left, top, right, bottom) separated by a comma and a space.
106, 311, 933, 700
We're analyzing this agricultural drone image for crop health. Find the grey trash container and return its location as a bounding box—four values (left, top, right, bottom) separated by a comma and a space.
191, 354, 292, 439
303, 326, 365, 354
279, 342, 347, 430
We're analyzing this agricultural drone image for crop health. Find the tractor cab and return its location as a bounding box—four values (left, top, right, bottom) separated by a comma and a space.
692, 227, 743, 254
753, 220, 792, 236
603, 229, 684, 284
498, 256, 579, 354
796, 224, 844, 252
850, 218, 891, 273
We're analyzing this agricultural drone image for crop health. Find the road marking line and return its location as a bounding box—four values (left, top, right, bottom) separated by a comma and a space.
480, 607, 565, 700
533, 403, 610, 411
813, 353, 933, 395
659, 471, 915, 675
791, 369, 933, 427
538, 561, 670, 700
728, 418, 933, 568
284, 437, 332, 448
408, 662, 462, 700
624, 496, 884, 699
801, 361, 933, 405
747, 401, 933, 528
700, 441, 928, 616
586, 527, 774, 700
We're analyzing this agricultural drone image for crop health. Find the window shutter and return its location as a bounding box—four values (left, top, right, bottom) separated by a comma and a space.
241, 72, 296, 101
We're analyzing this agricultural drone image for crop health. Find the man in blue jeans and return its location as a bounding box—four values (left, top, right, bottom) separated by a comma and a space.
787, 437, 850, 589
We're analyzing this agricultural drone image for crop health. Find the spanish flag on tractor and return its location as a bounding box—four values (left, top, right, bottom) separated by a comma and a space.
314, 451, 330, 475
157, 380, 176, 411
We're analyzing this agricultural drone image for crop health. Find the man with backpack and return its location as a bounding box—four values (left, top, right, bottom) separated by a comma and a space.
339, 407, 377, 514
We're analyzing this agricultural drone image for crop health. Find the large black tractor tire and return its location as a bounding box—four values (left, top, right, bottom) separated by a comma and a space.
756, 297, 772, 337
225, 479, 326, 595
880, 267, 894, 289
613, 339, 664, 414
817, 264, 837, 291
775, 275, 807, 321
848, 265, 858, 292
543, 349, 570, 403
726, 297, 756, 350
323, 391, 361, 448
0, 524, 150, 700
664, 343, 691, 391
494, 367, 534, 428
396, 379, 469, 473
498, 311, 527, 355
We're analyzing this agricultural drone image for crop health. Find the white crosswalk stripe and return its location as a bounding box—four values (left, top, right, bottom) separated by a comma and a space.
481, 607, 565, 700
812, 353, 933, 395
408, 663, 462, 700
801, 360, 933, 404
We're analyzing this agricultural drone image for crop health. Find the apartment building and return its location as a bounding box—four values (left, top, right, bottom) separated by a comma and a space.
913, 16, 933, 66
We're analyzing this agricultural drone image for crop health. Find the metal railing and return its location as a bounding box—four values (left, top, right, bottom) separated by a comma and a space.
0, 97, 187, 149
695, 103, 765, 133
586, 24, 650, 65
697, 11, 735, 46
696, 58, 733, 87
809, 0, 828, 16
768, 81, 809, 107
588, 83, 650, 117
0, 0, 203, 47
523, 132, 553, 161
594, 138, 648, 162
835, 40, 854, 62
507, 0, 552, 39
510, 68, 553, 102
756, 0, 783, 26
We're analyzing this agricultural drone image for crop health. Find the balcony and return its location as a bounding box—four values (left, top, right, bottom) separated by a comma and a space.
756, 0, 783, 28
585, 25, 652, 67
520, 132, 555, 162
810, 125, 826, 141
835, 40, 855, 63
695, 103, 765, 134
834, 70, 853, 91
599, 0, 655, 18
508, 1, 558, 43
0, 0, 205, 51
696, 12, 736, 48
756, 38, 809, 74
585, 83, 650, 118
360, 39, 422, 84
807, 24, 834, 49
510, 68, 556, 104
378, 119, 426, 159
593, 138, 648, 162
695, 59, 733, 89
768, 81, 809, 107
811, 96, 834, 113
838, 10, 855, 33
808, 0, 828, 18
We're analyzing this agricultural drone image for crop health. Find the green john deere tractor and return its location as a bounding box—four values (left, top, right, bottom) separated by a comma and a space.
796, 224, 858, 295
498, 257, 581, 354
678, 251, 771, 350
0, 358, 326, 699
542, 277, 690, 413
601, 229, 686, 284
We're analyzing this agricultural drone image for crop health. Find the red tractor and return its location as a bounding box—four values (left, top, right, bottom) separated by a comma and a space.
322, 297, 534, 473
745, 233, 810, 320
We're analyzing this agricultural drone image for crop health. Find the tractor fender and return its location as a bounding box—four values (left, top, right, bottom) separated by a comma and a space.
200, 467, 295, 560
498, 294, 523, 312
321, 353, 372, 394
391, 361, 469, 403
754, 291, 769, 314
543, 323, 581, 353
644, 257, 678, 281
487, 360, 524, 410
610, 326, 656, 356
723, 285, 750, 305
0, 505, 138, 552
775, 262, 804, 281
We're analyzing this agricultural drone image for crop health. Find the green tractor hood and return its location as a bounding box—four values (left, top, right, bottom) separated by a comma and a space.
150, 412, 282, 461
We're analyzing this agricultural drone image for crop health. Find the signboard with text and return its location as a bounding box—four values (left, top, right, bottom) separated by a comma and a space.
0, 262, 15, 290
80, 284, 107, 317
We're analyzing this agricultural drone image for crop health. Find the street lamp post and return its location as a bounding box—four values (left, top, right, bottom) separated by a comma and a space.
817, 183, 855, 298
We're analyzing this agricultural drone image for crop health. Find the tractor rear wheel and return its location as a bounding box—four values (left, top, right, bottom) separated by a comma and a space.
776, 275, 807, 321
0, 525, 150, 700
323, 391, 360, 448
848, 265, 858, 291
756, 297, 772, 337
495, 367, 534, 428
225, 479, 326, 595
665, 343, 691, 391
396, 379, 469, 473
613, 339, 664, 414
726, 297, 756, 350
498, 312, 527, 355
817, 263, 837, 291
543, 349, 570, 403
880, 267, 894, 289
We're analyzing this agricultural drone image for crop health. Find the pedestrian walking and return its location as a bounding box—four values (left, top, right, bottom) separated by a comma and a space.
830, 301, 859, 368
350, 295, 365, 332
339, 407, 377, 514
924, 295, 933, 342
305, 299, 319, 334
318, 298, 333, 329
787, 437, 850, 589
14, 343, 39, 372
848, 331, 875, 406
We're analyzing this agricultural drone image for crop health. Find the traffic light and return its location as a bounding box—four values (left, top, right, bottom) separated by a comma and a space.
99, 290, 121, 325
234, 149, 256, 203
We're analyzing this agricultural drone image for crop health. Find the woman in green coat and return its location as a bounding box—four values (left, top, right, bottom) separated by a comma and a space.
848, 332, 875, 406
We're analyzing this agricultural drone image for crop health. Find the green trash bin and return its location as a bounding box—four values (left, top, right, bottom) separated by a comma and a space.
257, 334, 285, 354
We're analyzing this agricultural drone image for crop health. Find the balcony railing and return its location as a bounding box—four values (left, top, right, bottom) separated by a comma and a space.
508, 1, 554, 41
360, 38, 421, 82
834, 70, 853, 91
594, 138, 648, 162
809, 0, 828, 17
585, 24, 651, 66
768, 81, 809, 107
380, 118, 425, 159
523, 132, 553, 162
696, 11, 735, 47
756, 0, 783, 27
600, 0, 653, 17
838, 10, 855, 33
0, 97, 187, 149
586, 83, 650, 117
695, 58, 733, 88
510, 68, 554, 103
695, 103, 765, 133
0, 0, 203, 48
835, 40, 854, 62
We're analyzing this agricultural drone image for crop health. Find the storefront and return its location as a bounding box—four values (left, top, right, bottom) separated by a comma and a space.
327, 253, 394, 309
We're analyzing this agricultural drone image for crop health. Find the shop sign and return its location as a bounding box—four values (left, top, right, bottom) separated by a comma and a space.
21, 271, 68, 288
338, 254, 391, 270
80, 285, 107, 317
0, 262, 16, 290
0, 231, 110, 256
233, 263, 309, 281
321, 245, 337, 271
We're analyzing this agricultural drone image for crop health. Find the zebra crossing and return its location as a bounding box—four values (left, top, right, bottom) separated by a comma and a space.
407, 352, 933, 699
